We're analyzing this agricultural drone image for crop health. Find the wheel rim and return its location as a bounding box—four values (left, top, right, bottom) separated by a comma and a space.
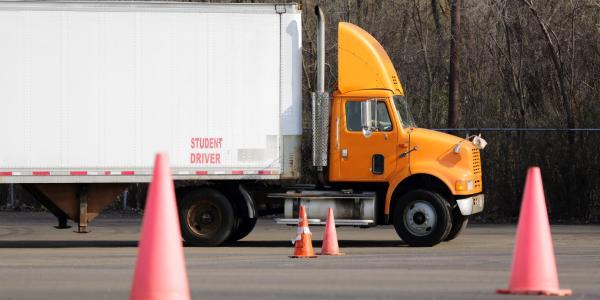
403, 200, 437, 237
187, 200, 223, 238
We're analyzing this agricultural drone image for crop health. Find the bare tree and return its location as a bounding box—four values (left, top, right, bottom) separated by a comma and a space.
448, 0, 461, 127
520, 0, 578, 131
411, 0, 434, 127
431, 0, 442, 32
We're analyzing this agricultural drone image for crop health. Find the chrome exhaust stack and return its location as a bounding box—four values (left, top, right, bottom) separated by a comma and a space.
315, 5, 325, 94
312, 5, 330, 180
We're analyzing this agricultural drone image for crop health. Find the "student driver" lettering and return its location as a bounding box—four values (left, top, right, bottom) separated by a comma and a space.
190, 137, 223, 165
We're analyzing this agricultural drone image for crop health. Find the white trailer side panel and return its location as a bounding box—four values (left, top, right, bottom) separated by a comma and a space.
0, 2, 302, 183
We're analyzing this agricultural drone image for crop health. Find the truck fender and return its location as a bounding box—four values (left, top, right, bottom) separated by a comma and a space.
384, 172, 454, 224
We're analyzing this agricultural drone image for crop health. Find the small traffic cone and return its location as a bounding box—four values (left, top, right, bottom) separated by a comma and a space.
497, 167, 572, 296
130, 153, 191, 300
289, 205, 317, 258
319, 208, 344, 255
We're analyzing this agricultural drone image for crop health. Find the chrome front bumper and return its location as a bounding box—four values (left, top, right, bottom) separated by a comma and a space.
456, 194, 484, 215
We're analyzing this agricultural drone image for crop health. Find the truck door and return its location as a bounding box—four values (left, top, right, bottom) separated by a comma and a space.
339, 98, 397, 181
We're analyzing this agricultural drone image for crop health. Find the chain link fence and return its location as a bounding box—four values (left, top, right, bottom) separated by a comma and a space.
437, 128, 600, 223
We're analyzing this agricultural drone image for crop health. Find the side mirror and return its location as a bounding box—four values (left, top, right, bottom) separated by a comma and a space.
472, 134, 488, 150
360, 99, 377, 138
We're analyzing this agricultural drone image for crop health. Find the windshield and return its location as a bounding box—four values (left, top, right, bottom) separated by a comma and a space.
393, 95, 416, 128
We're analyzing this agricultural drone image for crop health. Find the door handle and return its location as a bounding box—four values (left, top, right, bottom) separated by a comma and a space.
342, 148, 348, 158
399, 146, 418, 158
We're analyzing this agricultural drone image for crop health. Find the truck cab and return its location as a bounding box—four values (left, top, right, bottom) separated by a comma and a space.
276, 18, 484, 247
325, 22, 484, 246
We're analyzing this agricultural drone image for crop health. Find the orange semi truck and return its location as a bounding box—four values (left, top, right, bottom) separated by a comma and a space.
0, 2, 484, 247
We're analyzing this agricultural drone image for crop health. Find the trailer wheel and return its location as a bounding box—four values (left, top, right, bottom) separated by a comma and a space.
445, 208, 468, 241
228, 217, 258, 242
393, 190, 452, 247
179, 188, 234, 246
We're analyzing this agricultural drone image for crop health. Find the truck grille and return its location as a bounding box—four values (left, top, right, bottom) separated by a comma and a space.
472, 148, 482, 190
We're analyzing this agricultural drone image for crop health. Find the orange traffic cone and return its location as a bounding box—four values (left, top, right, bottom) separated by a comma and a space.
130, 153, 191, 300
319, 208, 345, 255
497, 167, 572, 296
289, 205, 317, 258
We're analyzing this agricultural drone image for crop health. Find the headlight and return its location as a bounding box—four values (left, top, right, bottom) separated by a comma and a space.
456, 179, 474, 191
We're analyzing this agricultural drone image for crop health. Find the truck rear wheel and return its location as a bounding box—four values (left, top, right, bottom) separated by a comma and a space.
228, 217, 258, 242
179, 188, 235, 246
393, 190, 452, 247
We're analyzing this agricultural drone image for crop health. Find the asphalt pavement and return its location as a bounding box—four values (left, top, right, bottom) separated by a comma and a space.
0, 212, 599, 300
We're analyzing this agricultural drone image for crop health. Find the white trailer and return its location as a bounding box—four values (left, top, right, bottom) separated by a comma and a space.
0, 1, 304, 244
0, 1, 302, 183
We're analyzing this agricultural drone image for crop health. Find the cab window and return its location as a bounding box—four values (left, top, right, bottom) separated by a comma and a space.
345, 100, 393, 132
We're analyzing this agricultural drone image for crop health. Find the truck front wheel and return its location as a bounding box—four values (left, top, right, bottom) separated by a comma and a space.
393, 190, 452, 247
445, 208, 468, 241
179, 188, 235, 246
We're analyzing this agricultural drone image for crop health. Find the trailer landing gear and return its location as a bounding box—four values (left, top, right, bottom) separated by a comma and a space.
77, 185, 89, 233
21, 183, 127, 232
22, 184, 72, 229
54, 217, 71, 229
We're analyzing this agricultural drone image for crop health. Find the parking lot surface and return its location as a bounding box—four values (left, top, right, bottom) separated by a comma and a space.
0, 212, 599, 300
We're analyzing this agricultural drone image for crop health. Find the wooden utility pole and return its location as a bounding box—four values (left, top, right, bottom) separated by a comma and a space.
448, 0, 461, 128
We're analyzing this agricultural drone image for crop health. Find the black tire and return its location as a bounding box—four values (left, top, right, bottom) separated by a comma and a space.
445, 207, 469, 241
392, 189, 453, 247
179, 188, 235, 246
228, 217, 258, 242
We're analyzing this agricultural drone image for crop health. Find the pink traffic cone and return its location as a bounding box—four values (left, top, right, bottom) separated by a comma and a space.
130, 153, 191, 300
319, 208, 344, 255
497, 167, 571, 296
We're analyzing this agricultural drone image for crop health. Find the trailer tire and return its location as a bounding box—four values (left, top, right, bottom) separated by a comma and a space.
228, 217, 258, 242
179, 188, 235, 247
445, 208, 468, 241
393, 190, 452, 247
